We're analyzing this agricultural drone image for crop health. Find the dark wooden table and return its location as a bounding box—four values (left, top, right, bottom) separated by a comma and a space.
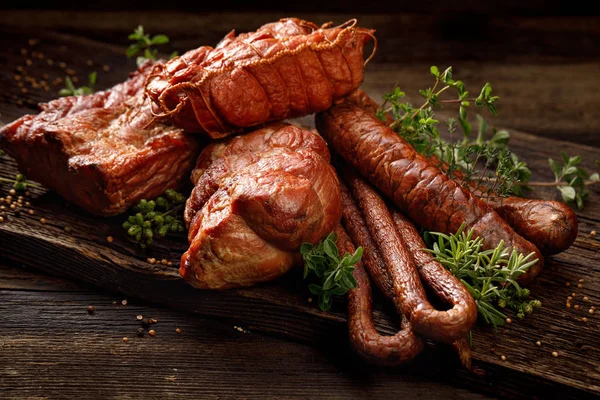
1, 9, 599, 399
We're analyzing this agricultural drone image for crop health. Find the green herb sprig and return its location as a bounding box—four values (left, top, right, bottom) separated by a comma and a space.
122, 189, 186, 248
59, 72, 97, 97
0, 173, 42, 191
301, 232, 362, 311
127, 25, 177, 67
426, 223, 541, 329
378, 66, 599, 208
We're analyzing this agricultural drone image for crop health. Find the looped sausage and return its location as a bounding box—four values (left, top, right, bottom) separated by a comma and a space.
335, 225, 424, 365
340, 167, 477, 343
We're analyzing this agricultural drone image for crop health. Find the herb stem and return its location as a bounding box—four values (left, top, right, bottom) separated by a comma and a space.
0, 177, 42, 188
483, 177, 600, 188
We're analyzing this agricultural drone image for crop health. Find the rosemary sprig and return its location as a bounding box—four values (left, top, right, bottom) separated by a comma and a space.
301, 232, 362, 311
425, 223, 541, 329
59, 72, 97, 97
127, 25, 177, 67
122, 189, 186, 248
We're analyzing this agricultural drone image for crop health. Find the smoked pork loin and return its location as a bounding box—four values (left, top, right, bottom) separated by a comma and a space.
0, 62, 202, 216
181, 123, 341, 289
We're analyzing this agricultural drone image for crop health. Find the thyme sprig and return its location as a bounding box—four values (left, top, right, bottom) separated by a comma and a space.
122, 189, 186, 248
0, 173, 42, 191
59, 72, 97, 97
378, 66, 599, 207
127, 25, 177, 67
426, 224, 541, 329
301, 232, 362, 311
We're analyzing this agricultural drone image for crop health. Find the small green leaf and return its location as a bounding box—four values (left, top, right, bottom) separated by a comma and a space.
548, 158, 561, 178
558, 186, 576, 202
430, 65, 440, 77
151, 34, 169, 45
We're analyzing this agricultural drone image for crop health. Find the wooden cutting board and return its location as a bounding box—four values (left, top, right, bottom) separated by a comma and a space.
1, 17, 599, 399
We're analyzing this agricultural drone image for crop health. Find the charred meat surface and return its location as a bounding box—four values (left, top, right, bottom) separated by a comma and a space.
146, 18, 376, 139
181, 123, 342, 289
0, 62, 203, 216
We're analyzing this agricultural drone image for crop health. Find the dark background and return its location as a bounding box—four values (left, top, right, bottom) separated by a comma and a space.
2, 0, 593, 15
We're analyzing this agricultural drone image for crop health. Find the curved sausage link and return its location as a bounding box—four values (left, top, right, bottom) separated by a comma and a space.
341, 167, 476, 343
339, 180, 395, 300
428, 154, 579, 256
390, 208, 478, 336
346, 88, 578, 256
334, 225, 424, 365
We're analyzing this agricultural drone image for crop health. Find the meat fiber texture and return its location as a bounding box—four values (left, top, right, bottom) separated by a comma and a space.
181, 123, 342, 289
146, 18, 376, 138
0, 62, 203, 216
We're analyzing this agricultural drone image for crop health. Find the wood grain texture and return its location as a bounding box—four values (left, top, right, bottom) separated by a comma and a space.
0, 268, 494, 400
0, 11, 599, 400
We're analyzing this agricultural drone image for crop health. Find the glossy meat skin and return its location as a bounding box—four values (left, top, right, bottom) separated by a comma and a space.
146, 18, 375, 139
337, 225, 424, 366
340, 179, 471, 365
181, 123, 341, 289
0, 62, 202, 216
342, 169, 476, 343
316, 99, 544, 283
348, 89, 578, 256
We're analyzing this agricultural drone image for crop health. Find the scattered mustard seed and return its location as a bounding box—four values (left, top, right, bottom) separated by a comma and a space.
175, 328, 181, 334
40, 218, 47, 224
28, 209, 34, 215
567, 296, 573, 301
308, 298, 313, 303
590, 309, 595, 314
536, 341, 542, 347
584, 296, 589, 301
64, 226, 72, 233
103, 65, 110, 71
583, 317, 588, 323
9, 189, 16, 196
505, 318, 512, 324
87, 305, 95, 314
167, 262, 173, 267
136, 315, 143, 321
500, 355, 507, 361
552, 352, 558, 358
161, 259, 168, 265
121, 299, 128, 306
591, 230, 597, 237
106, 236, 114, 243
566, 303, 571, 308
0, 216, 4, 223
578, 284, 583, 288
572, 293, 577, 297
574, 305, 580, 310
148, 329, 156, 336
122, 337, 129, 343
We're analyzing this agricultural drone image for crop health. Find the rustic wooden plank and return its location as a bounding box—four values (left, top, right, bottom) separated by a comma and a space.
1, 119, 599, 398
1, 284, 495, 400
1, 16, 599, 399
